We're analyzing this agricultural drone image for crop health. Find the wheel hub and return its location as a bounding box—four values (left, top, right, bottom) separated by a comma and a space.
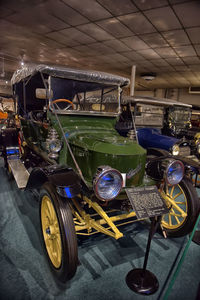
46, 227, 51, 235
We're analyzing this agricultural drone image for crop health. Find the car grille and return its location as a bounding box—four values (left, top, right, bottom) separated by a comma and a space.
179, 146, 191, 156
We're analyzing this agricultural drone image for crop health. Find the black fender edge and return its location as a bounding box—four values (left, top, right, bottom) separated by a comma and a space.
26, 165, 81, 198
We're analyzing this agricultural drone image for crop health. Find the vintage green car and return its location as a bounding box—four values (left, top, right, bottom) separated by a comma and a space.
2, 64, 199, 283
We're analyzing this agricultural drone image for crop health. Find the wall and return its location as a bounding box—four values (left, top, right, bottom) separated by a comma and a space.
0, 85, 12, 96
178, 88, 200, 106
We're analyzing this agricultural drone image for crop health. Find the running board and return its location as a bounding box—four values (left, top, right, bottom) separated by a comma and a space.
8, 159, 30, 189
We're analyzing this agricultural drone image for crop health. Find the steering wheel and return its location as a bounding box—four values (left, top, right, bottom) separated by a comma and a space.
50, 99, 74, 110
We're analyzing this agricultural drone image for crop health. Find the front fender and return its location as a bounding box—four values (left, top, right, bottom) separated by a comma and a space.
175, 155, 200, 175
147, 147, 170, 157
26, 165, 81, 197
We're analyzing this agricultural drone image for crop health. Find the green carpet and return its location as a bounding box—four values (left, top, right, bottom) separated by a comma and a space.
0, 160, 199, 300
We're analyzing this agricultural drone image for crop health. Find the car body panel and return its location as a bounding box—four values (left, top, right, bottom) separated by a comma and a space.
50, 114, 147, 187
137, 127, 178, 151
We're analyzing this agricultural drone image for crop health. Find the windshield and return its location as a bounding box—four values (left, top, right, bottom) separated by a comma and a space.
73, 88, 119, 114
135, 104, 164, 127
168, 107, 191, 124
49, 76, 120, 116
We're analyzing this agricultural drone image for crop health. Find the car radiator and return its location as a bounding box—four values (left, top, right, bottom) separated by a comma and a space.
179, 146, 191, 156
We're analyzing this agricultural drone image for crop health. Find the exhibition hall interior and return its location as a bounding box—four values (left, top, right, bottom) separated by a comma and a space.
0, 0, 200, 299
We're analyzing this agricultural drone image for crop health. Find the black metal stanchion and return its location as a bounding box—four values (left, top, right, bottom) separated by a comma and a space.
126, 216, 161, 295
192, 211, 200, 245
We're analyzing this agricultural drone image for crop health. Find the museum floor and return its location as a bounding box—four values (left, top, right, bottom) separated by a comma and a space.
0, 158, 199, 300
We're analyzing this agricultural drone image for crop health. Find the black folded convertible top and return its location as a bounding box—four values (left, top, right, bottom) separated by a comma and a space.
11, 64, 130, 87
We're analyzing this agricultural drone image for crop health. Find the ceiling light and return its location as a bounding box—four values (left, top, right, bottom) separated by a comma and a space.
140, 72, 156, 81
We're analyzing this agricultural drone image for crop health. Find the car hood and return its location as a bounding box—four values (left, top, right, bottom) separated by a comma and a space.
137, 127, 179, 151
62, 127, 146, 186
66, 128, 144, 155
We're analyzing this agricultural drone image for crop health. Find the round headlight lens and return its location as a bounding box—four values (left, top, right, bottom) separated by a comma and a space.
94, 167, 123, 201
172, 144, 180, 156
166, 160, 184, 185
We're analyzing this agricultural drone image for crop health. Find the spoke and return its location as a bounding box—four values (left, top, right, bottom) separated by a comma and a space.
53, 223, 60, 235
45, 236, 52, 252
52, 238, 57, 256
176, 201, 186, 205
173, 191, 182, 200
168, 213, 172, 226
170, 185, 175, 197
46, 200, 53, 219
55, 238, 61, 257
169, 199, 187, 217
169, 214, 172, 226
46, 200, 56, 223
44, 202, 51, 221
171, 208, 181, 224
170, 211, 182, 217
42, 215, 49, 229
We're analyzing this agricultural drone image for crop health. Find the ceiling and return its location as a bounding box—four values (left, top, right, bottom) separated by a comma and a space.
1, 0, 200, 91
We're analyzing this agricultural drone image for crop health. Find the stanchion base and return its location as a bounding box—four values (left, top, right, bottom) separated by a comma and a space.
192, 230, 200, 245
126, 268, 159, 295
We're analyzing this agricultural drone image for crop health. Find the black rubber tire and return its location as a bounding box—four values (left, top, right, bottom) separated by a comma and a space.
39, 182, 78, 283
161, 177, 200, 237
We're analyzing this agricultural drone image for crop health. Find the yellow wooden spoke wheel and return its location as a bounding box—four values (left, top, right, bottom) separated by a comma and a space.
41, 195, 62, 268
160, 184, 187, 230
159, 178, 199, 237
40, 182, 78, 282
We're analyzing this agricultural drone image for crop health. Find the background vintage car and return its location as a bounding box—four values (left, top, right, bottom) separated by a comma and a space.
190, 106, 200, 146
116, 96, 200, 187
2, 64, 199, 283
162, 103, 200, 159
191, 106, 200, 129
